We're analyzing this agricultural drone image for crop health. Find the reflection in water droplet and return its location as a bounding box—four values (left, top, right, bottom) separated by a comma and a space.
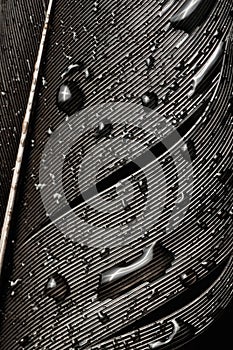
57, 81, 85, 115
180, 269, 198, 287
141, 91, 158, 109
216, 168, 232, 184
44, 273, 70, 303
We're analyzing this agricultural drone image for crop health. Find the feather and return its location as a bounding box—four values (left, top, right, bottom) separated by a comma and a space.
0, 0, 55, 274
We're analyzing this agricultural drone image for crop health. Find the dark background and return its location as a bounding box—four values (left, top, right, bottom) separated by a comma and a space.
181, 301, 232, 349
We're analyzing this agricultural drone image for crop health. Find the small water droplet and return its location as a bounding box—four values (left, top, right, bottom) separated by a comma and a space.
57, 81, 85, 115
98, 311, 110, 324
180, 269, 198, 287
213, 152, 223, 164
162, 92, 171, 105
201, 260, 216, 271
100, 247, 110, 258
141, 91, 158, 109
175, 60, 186, 71
44, 273, 70, 303
19, 335, 30, 348
47, 127, 53, 135
146, 56, 155, 69
170, 81, 180, 91
197, 219, 208, 230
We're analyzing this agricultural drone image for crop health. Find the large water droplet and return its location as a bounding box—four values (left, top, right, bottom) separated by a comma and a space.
57, 81, 85, 115
44, 273, 70, 303
180, 269, 198, 287
175, 60, 186, 71
141, 91, 158, 109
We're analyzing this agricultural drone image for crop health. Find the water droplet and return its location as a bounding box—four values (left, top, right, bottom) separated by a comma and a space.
19, 335, 30, 348
181, 139, 197, 161
61, 61, 84, 80
213, 152, 223, 164
217, 209, 228, 220
162, 92, 170, 104
141, 91, 158, 109
146, 56, 155, 69
170, 0, 217, 33
57, 81, 85, 115
100, 247, 110, 258
170, 81, 180, 91
47, 127, 53, 135
201, 260, 216, 271
175, 60, 186, 71
44, 273, 70, 303
98, 311, 110, 324
95, 120, 113, 140
180, 269, 198, 287
216, 168, 232, 185
84, 67, 93, 80
197, 219, 208, 230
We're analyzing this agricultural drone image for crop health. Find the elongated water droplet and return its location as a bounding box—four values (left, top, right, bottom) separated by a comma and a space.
189, 41, 224, 96
181, 139, 197, 161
